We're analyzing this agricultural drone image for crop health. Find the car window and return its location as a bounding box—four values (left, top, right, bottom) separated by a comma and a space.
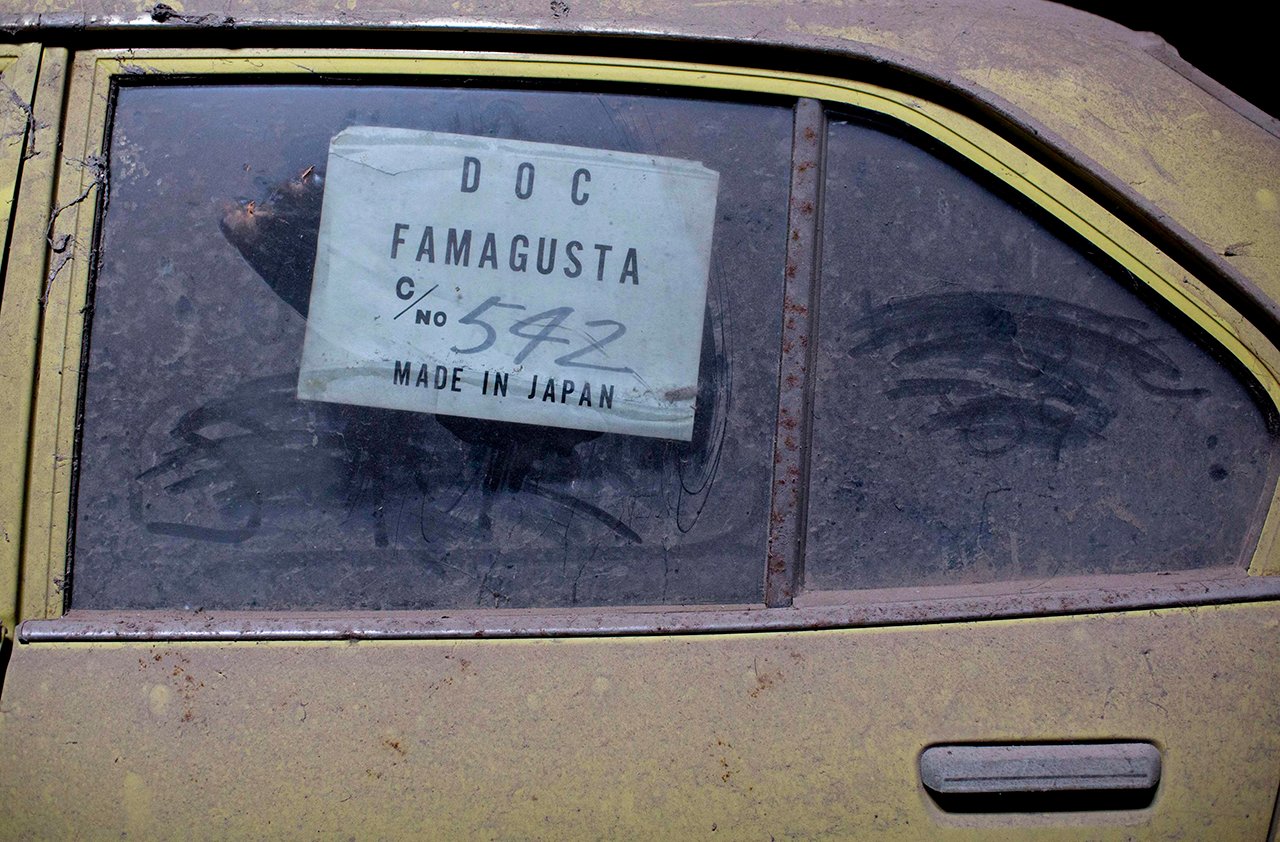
71, 84, 792, 610
57, 70, 1280, 620
805, 113, 1279, 591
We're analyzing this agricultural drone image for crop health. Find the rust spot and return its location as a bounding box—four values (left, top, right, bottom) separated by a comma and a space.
749, 671, 777, 698
782, 339, 794, 353
784, 435, 798, 450
790, 229, 801, 242
149, 2, 235, 26
800, 200, 814, 215
785, 263, 797, 279
797, 160, 814, 172
784, 373, 800, 388
781, 416, 798, 431
784, 300, 808, 315
786, 317, 796, 329
383, 738, 407, 756
803, 126, 817, 141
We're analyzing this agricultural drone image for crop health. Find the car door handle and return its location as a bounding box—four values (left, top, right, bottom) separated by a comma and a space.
921, 742, 1161, 796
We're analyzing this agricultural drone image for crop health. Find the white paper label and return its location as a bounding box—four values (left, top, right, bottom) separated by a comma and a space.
297, 126, 720, 441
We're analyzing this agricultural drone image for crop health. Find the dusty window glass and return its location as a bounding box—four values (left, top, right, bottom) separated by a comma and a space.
72, 84, 792, 610
806, 115, 1279, 590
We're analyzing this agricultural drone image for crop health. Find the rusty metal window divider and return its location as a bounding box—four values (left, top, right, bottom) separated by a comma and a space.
764, 97, 824, 608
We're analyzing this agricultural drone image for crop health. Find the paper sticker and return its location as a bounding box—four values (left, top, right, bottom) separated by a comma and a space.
297, 127, 720, 441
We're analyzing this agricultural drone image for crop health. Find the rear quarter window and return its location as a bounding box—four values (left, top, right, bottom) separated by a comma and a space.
805, 114, 1278, 590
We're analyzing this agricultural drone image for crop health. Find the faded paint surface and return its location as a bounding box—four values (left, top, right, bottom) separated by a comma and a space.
1, 603, 1278, 839
0, 7, 1277, 838
0, 1, 1277, 321
0, 44, 60, 639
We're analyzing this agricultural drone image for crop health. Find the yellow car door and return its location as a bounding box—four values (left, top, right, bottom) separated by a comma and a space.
0, 5, 1278, 839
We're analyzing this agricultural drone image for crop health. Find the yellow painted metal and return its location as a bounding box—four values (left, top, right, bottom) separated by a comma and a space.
18, 49, 1280, 628
0, 45, 39, 265
1, 603, 1277, 839
1, 43, 1278, 840
18, 50, 93, 625
0, 45, 61, 641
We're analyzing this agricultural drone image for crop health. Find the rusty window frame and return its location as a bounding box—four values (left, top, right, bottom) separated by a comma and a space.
10, 47, 1280, 642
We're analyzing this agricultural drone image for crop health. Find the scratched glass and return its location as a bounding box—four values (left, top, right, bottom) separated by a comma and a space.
806, 115, 1280, 590
71, 85, 792, 610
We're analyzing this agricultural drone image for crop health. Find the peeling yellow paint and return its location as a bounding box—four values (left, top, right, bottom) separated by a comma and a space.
1258, 188, 1279, 213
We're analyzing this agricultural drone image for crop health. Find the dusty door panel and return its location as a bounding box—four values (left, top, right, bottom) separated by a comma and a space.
2, 603, 1277, 840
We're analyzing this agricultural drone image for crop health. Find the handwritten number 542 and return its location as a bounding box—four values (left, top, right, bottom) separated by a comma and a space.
450, 296, 633, 373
